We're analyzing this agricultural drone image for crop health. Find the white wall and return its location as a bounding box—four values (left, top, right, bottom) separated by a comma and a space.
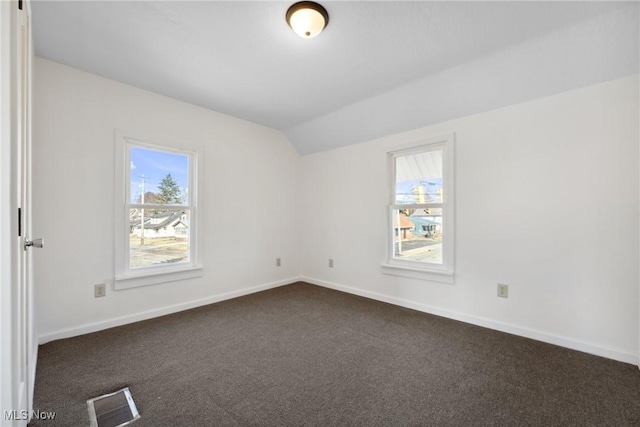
300, 75, 640, 364
32, 57, 639, 365
32, 58, 301, 341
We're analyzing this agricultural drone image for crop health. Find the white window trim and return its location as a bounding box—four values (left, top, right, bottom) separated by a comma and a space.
114, 130, 202, 290
381, 133, 455, 283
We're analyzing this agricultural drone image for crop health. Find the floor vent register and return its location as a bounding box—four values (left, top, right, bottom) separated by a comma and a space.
87, 387, 140, 427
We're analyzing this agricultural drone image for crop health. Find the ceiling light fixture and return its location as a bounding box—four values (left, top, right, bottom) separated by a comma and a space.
286, 1, 329, 39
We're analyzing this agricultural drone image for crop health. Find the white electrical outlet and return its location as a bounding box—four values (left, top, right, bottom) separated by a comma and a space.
329, 259, 334, 268
95, 283, 106, 298
276, 257, 281, 267
497, 283, 508, 298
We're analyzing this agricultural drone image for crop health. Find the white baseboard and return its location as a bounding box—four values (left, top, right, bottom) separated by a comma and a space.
303, 276, 639, 366
38, 276, 303, 344
38, 275, 638, 366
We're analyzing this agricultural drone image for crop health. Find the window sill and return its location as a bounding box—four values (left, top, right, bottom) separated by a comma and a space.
114, 265, 203, 290
380, 263, 454, 284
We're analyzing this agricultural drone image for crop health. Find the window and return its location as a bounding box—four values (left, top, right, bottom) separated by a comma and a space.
383, 134, 454, 282
115, 133, 201, 289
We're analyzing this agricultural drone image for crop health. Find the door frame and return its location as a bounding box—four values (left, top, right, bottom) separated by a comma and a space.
0, 1, 36, 425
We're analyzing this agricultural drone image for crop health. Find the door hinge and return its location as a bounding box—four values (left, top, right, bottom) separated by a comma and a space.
18, 207, 22, 237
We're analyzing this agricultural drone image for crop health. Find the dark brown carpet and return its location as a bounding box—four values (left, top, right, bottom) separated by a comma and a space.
30, 282, 640, 426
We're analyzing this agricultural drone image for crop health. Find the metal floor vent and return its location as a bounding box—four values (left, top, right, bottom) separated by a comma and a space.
87, 387, 140, 427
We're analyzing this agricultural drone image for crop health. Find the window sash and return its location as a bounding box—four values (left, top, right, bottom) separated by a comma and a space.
125, 141, 193, 206
391, 143, 445, 205
390, 203, 443, 211
128, 203, 191, 210
123, 208, 197, 271
389, 205, 445, 265
127, 207, 193, 270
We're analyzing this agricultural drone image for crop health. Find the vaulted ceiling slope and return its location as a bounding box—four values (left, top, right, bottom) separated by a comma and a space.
32, 1, 639, 155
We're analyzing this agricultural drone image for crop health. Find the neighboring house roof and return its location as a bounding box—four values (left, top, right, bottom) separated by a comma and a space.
133, 211, 185, 230
394, 214, 414, 230
172, 219, 189, 229
149, 211, 177, 219
410, 217, 440, 227
129, 218, 150, 229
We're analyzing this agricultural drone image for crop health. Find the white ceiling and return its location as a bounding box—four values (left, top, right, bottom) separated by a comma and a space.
32, 1, 639, 154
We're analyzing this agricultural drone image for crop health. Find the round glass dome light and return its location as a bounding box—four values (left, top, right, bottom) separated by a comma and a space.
286, 2, 329, 38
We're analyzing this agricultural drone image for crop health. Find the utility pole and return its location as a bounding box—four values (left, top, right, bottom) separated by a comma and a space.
396, 210, 402, 254
140, 174, 145, 246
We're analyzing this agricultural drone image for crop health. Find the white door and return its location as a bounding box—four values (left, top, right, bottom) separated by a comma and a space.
0, 1, 37, 425
18, 0, 38, 417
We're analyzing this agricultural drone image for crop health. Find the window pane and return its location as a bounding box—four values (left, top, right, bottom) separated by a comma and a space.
129, 208, 190, 269
395, 149, 443, 205
129, 146, 189, 205
392, 209, 442, 264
